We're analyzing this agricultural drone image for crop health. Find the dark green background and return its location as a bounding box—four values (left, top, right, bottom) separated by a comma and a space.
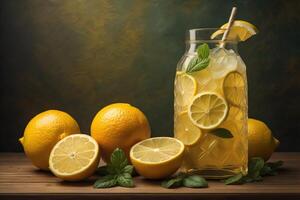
1, 0, 299, 152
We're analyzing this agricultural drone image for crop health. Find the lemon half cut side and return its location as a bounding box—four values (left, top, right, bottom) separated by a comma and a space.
49, 134, 100, 181
130, 137, 184, 179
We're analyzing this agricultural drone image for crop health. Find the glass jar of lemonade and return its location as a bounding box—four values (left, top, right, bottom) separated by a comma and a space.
174, 28, 248, 178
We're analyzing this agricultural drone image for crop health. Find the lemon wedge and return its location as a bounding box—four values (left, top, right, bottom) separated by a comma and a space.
175, 112, 202, 146
223, 71, 246, 107
49, 134, 100, 181
175, 72, 197, 109
188, 92, 228, 130
211, 20, 258, 41
130, 137, 184, 179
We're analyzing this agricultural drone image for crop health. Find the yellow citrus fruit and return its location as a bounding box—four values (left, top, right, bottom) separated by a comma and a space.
19, 110, 80, 170
175, 112, 202, 146
130, 137, 184, 179
211, 20, 258, 41
223, 71, 246, 107
174, 72, 197, 109
91, 103, 151, 162
188, 92, 228, 130
248, 118, 280, 161
49, 134, 100, 181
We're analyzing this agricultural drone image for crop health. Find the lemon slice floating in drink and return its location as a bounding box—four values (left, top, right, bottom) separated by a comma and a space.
49, 134, 100, 181
175, 72, 197, 108
130, 137, 184, 179
211, 20, 258, 41
188, 92, 228, 130
223, 71, 246, 107
175, 112, 202, 146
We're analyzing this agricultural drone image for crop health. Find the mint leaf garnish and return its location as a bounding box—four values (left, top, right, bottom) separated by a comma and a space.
248, 157, 265, 179
94, 148, 135, 188
223, 173, 243, 185
210, 128, 233, 138
260, 160, 283, 176
111, 148, 128, 172
122, 165, 134, 174
222, 157, 284, 185
186, 57, 198, 72
186, 43, 210, 74
265, 160, 284, 171
94, 175, 117, 188
197, 43, 210, 59
183, 175, 208, 188
161, 173, 208, 189
117, 173, 134, 187
187, 58, 210, 73
161, 176, 184, 188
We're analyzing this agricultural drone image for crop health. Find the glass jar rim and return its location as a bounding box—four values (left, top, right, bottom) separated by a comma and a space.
186, 28, 238, 44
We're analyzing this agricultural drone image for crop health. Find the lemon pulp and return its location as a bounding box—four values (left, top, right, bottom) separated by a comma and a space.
49, 134, 100, 181
130, 137, 184, 179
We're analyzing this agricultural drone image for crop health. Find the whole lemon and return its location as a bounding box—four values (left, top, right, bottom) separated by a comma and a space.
248, 118, 280, 161
91, 103, 151, 162
19, 110, 80, 170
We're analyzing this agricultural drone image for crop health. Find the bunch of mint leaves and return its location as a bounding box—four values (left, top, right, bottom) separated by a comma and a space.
223, 157, 284, 185
94, 148, 134, 188
162, 157, 283, 188
161, 172, 208, 188
186, 43, 210, 74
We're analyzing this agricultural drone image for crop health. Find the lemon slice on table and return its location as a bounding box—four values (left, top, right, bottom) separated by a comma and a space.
49, 134, 100, 181
175, 72, 197, 108
130, 137, 184, 179
175, 112, 202, 146
188, 92, 228, 130
211, 20, 258, 41
223, 71, 246, 107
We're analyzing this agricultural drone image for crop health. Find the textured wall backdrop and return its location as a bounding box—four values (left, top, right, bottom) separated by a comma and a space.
1, 0, 300, 151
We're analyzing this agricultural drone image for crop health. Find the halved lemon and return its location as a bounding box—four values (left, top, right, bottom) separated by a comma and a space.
211, 20, 258, 41
175, 112, 202, 146
223, 71, 246, 107
188, 92, 228, 130
49, 134, 100, 181
130, 137, 184, 179
174, 72, 197, 108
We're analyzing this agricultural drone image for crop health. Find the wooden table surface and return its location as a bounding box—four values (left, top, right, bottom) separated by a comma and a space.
0, 152, 299, 200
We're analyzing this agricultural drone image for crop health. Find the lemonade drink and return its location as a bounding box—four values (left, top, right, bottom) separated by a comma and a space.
174, 28, 248, 178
